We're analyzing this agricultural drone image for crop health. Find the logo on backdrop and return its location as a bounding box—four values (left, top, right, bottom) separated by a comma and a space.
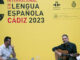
53, 1, 60, 7
53, 1, 61, 10
72, 1, 76, 8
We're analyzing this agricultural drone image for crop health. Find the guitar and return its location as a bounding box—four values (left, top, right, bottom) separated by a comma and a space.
55, 49, 79, 60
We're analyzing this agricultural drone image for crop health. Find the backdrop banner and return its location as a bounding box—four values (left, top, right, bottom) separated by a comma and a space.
0, 0, 80, 60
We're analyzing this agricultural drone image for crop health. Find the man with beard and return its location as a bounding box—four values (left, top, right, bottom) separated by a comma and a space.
52, 34, 77, 60
0, 36, 17, 60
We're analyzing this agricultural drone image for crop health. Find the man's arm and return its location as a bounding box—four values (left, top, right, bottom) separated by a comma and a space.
54, 50, 62, 56
52, 45, 63, 56
73, 44, 77, 53
70, 44, 77, 57
52, 44, 63, 51
11, 46, 16, 58
0, 49, 3, 60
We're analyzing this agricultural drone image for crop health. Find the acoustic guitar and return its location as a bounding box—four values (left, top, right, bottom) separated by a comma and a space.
55, 49, 79, 60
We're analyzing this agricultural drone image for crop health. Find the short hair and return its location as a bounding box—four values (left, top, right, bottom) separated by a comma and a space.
4, 36, 11, 43
62, 34, 68, 38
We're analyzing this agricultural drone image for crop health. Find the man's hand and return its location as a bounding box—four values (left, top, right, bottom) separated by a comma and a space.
55, 50, 62, 56
70, 54, 73, 57
11, 45, 16, 58
11, 45, 14, 50
58, 52, 62, 56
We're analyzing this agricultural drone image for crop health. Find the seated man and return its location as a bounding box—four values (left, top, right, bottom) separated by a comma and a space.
52, 34, 77, 60
0, 36, 17, 60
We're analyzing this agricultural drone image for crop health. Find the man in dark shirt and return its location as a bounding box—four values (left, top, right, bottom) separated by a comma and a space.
52, 34, 77, 60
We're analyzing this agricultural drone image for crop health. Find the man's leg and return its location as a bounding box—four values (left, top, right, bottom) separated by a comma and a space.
58, 58, 62, 60
69, 57, 76, 60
